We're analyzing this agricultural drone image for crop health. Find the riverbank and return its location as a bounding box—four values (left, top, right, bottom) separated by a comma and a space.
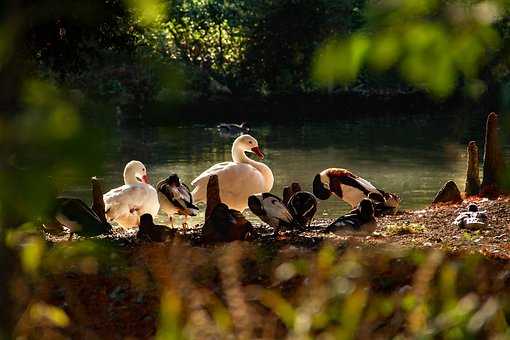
44, 196, 510, 258
33, 196, 510, 338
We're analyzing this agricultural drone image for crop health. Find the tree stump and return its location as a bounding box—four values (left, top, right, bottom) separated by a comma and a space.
481, 112, 506, 196
465, 141, 480, 196
205, 175, 221, 220
432, 180, 462, 204
91, 177, 108, 223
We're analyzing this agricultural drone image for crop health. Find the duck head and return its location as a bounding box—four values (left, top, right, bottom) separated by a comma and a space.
124, 160, 149, 185
313, 174, 332, 200
383, 192, 400, 209
164, 174, 181, 187
233, 134, 264, 160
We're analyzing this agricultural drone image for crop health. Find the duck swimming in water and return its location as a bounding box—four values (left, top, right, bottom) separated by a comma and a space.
217, 122, 250, 137
326, 198, 377, 234
313, 168, 399, 214
157, 174, 199, 230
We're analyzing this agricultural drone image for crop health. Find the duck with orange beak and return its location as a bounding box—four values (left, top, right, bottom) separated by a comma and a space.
191, 134, 274, 212
313, 168, 400, 215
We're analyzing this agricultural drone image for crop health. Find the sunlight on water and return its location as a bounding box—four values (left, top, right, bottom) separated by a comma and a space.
63, 112, 509, 227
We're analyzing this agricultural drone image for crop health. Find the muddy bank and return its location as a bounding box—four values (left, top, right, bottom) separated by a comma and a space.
44, 196, 510, 259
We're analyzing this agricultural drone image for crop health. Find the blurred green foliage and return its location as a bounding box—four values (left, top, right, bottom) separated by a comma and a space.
313, 0, 507, 98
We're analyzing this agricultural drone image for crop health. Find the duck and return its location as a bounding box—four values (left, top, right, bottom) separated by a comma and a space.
202, 175, 253, 242
51, 197, 113, 239
191, 134, 274, 211
248, 193, 295, 234
326, 198, 377, 234
137, 214, 176, 242
217, 122, 250, 137
157, 174, 199, 230
202, 203, 253, 242
313, 168, 400, 212
453, 204, 488, 230
287, 191, 318, 227
103, 160, 160, 228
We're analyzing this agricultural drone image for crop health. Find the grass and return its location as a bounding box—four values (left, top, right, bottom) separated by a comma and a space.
384, 223, 427, 236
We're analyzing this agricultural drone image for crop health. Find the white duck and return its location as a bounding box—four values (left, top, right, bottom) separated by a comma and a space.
191, 134, 274, 211
103, 160, 160, 228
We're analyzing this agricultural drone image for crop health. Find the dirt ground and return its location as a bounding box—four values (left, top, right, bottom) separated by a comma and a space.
33, 196, 510, 339
45, 195, 510, 258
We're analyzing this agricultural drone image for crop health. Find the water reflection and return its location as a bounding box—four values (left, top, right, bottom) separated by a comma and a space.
63, 112, 510, 225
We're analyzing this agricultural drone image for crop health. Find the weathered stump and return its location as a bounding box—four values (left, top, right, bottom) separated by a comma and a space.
481, 112, 506, 196
432, 180, 462, 204
205, 175, 221, 220
465, 141, 480, 196
91, 177, 107, 223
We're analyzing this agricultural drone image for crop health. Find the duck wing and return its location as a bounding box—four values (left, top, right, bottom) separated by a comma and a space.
326, 213, 363, 232
158, 178, 199, 214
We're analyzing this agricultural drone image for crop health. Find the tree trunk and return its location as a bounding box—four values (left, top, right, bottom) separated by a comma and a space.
481, 112, 506, 196
465, 141, 480, 196
91, 177, 107, 223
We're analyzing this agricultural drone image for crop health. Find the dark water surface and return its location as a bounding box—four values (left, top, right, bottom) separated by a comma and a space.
65, 112, 510, 225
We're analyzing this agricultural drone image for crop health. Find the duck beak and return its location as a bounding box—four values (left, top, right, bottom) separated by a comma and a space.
142, 175, 149, 184
313, 174, 332, 200
251, 146, 264, 159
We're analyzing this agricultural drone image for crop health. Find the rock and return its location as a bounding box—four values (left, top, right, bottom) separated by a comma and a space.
481, 112, 506, 196
432, 180, 462, 204
465, 141, 481, 196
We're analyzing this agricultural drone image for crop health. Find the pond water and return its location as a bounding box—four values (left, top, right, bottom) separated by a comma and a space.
65, 111, 510, 225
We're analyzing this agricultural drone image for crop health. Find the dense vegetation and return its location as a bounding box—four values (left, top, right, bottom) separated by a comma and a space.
5, 0, 508, 110
2, 0, 510, 338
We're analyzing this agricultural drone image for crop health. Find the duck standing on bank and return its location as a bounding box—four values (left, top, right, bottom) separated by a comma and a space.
191, 134, 274, 211
50, 197, 113, 239
326, 198, 377, 234
157, 174, 198, 230
202, 175, 253, 242
248, 193, 295, 234
287, 191, 318, 227
313, 168, 400, 214
103, 160, 160, 228
137, 214, 176, 242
